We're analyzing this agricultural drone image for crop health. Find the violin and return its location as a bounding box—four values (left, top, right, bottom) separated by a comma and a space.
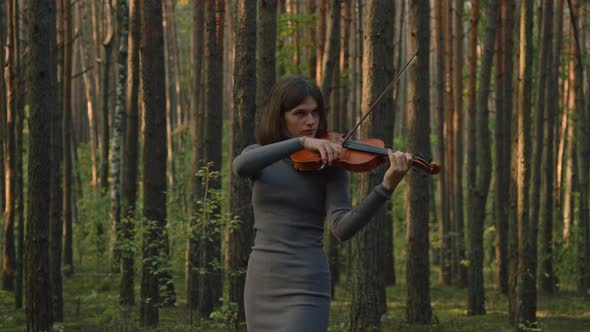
290, 130, 440, 175
290, 54, 440, 176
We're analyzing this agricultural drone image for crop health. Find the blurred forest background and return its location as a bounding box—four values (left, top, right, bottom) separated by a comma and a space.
1, 0, 589, 331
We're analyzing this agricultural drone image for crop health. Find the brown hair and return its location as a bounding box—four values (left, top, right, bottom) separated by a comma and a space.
256, 75, 326, 145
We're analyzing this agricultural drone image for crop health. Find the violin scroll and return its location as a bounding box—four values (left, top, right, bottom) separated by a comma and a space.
410, 153, 440, 176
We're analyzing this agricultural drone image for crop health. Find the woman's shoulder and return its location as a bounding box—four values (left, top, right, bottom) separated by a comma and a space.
241, 144, 261, 154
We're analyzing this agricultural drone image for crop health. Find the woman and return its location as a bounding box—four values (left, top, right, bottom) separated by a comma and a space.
232, 75, 411, 332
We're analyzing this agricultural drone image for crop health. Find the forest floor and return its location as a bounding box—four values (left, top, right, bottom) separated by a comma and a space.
1, 265, 589, 332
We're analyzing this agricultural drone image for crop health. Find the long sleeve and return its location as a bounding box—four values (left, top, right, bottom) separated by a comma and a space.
325, 168, 393, 241
232, 138, 303, 178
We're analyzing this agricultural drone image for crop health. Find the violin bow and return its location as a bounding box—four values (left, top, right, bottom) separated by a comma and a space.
342, 54, 417, 144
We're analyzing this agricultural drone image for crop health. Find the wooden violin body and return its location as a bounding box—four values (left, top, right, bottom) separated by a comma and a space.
290, 131, 440, 175
290, 55, 440, 175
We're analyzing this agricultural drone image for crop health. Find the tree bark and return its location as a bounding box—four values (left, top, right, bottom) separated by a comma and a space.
187, 0, 205, 309
320, 0, 341, 113
79, 0, 99, 189
405, 0, 432, 324
3, 0, 17, 293
452, 0, 467, 288
109, 0, 129, 275
494, 0, 515, 294
513, 0, 534, 327
539, 0, 563, 294
561, 43, 575, 242
0, 3, 5, 220
324, 0, 344, 298
62, 0, 75, 280
197, 0, 223, 316
256, 0, 277, 122
100, 0, 114, 191
139, 0, 168, 326
316, 0, 327, 83
227, 0, 256, 325
349, 1, 394, 329
467, 0, 498, 316
307, 0, 317, 80
162, 0, 176, 195
120, 0, 140, 307
166, 0, 185, 127
25, 0, 56, 329
567, 0, 590, 296
435, 0, 451, 285
442, 0, 456, 286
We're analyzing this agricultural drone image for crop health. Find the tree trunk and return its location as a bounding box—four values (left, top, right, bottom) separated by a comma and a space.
324, 0, 344, 297
539, 0, 563, 294
187, 0, 205, 309
109, 0, 129, 275
465, 0, 479, 312
521, 2, 553, 324
3, 0, 17, 293
467, 0, 498, 316
452, 0, 467, 288
405, 0, 432, 324
349, 2, 394, 329
60, 0, 73, 283
567, 0, 590, 296
167, 0, 185, 127
162, 0, 176, 195
0, 3, 5, 220
227, 0, 256, 325
197, 0, 223, 316
307, 0, 317, 80
443, 0, 456, 287
120, 0, 140, 307
92, 0, 101, 95
14, 67, 24, 309
79, 0, 99, 189
99, 1, 115, 193
340, 0, 351, 132
139, 0, 168, 326
13, 1, 25, 306
25, 0, 56, 329
435, 0, 452, 285
50, 0, 66, 321
100, 0, 114, 191
561, 42, 575, 242
494, 0, 515, 295
320, 0, 341, 113
256, 0, 277, 121
513, 0, 534, 327
316, 0, 327, 83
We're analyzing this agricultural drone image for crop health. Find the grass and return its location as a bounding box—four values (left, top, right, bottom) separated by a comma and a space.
1, 264, 589, 331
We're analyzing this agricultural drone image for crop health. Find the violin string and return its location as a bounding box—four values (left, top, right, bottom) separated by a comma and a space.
343, 141, 389, 155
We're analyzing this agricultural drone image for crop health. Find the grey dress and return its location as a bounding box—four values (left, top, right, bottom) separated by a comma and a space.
232, 138, 393, 332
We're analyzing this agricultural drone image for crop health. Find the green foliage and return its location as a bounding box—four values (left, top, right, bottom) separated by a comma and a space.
76, 191, 110, 270
277, 11, 317, 76
190, 162, 239, 244
209, 297, 240, 329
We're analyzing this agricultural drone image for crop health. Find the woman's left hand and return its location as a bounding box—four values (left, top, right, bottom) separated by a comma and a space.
382, 150, 412, 191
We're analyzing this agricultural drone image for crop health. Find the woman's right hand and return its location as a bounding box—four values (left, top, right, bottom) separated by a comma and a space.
299, 137, 342, 165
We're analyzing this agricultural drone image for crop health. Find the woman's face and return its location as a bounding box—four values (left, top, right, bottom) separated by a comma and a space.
283, 96, 320, 138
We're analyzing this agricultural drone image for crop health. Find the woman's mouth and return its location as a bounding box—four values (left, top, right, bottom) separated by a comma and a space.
302, 130, 316, 136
